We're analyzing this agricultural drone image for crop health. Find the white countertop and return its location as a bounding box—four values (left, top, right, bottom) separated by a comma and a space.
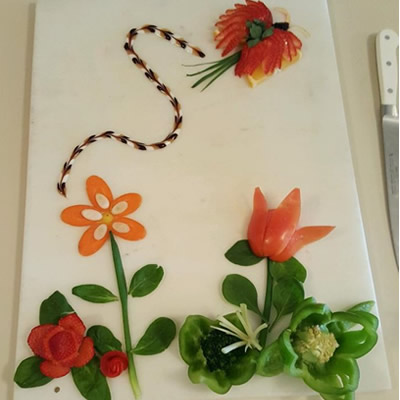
0, 1, 398, 399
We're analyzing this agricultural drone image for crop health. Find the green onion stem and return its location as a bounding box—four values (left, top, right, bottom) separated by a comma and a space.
188, 51, 241, 90
259, 257, 274, 346
110, 232, 141, 399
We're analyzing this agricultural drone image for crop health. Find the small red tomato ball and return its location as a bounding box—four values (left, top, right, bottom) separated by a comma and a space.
100, 351, 129, 378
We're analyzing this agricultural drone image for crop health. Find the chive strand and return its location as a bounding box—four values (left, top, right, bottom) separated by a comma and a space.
110, 232, 141, 399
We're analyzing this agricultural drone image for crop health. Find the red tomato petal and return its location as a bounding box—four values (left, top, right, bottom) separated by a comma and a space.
58, 313, 86, 338
270, 226, 335, 262
73, 337, 95, 368
247, 187, 269, 257
215, 0, 273, 55
40, 361, 70, 379
263, 188, 301, 256
47, 331, 80, 363
40, 326, 64, 361
27, 325, 57, 359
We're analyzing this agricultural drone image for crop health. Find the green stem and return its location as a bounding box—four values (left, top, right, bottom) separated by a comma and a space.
189, 51, 241, 90
260, 257, 274, 346
110, 232, 141, 399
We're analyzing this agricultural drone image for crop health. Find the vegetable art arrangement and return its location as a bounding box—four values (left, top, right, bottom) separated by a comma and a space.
180, 188, 378, 400
15, 177, 176, 399
13, 1, 380, 400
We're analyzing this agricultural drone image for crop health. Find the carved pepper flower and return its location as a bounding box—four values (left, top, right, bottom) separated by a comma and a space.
278, 298, 379, 398
61, 176, 146, 256
27, 313, 94, 378
247, 188, 334, 262
100, 351, 129, 378
179, 312, 259, 394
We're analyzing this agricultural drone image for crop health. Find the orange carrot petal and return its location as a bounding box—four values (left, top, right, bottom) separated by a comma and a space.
78, 224, 109, 256
61, 205, 99, 226
86, 176, 114, 210
263, 188, 301, 257
247, 187, 269, 257
270, 225, 335, 262
110, 217, 146, 241
110, 193, 142, 217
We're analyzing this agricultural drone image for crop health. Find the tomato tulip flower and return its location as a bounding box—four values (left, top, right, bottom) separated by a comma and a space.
247, 188, 334, 262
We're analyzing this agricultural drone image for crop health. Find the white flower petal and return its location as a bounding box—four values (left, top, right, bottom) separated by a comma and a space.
96, 193, 110, 209
94, 224, 108, 240
221, 341, 247, 354
112, 222, 130, 233
81, 209, 102, 221
111, 201, 128, 215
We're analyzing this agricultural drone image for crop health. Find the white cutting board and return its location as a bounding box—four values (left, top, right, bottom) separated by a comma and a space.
14, 0, 390, 399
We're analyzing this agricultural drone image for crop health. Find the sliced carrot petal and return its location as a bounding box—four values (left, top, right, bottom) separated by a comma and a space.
247, 187, 269, 257
86, 176, 113, 210
270, 226, 335, 262
111, 217, 146, 241
263, 188, 301, 256
40, 360, 70, 378
61, 205, 98, 226
110, 193, 142, 217
78, 224, 109, 256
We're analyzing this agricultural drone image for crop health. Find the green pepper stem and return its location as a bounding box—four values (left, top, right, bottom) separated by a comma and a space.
260, 257, 274, 346
110, 232, 141, 399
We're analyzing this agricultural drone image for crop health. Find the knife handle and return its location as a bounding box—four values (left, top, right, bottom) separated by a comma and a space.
376, 29, 399, 112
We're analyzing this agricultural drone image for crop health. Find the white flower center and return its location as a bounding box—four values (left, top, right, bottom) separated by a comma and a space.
212, 304, 268, 354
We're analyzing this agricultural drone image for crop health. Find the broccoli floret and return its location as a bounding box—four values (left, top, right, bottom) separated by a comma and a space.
200, 329, 245, 372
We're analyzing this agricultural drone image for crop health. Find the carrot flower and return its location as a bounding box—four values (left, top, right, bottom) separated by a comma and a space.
61, 176, 146, 256
247, 188, 334, 262
61, 175, 147, 398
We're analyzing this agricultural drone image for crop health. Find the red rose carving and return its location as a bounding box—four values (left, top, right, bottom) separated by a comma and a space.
27, 313, 94, 378
100, 351, 128, 378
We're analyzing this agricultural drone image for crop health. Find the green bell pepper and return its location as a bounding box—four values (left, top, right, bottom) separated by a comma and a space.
258, 298, 378, 398
179, 314, 258, 394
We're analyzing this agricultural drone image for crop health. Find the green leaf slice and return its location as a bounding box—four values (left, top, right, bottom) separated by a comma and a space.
14, 356, 52, 388
133, 317, 176, 355
225, 240, 264, 266
270, 257, 307, 283
222, 274, 261, 316
39, 291, 74, 325
129, 264, 164, 297
86, 325, 122, 355
72, 285, 118, 303
71, 357, 111, 400
272, 278, 304, 318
